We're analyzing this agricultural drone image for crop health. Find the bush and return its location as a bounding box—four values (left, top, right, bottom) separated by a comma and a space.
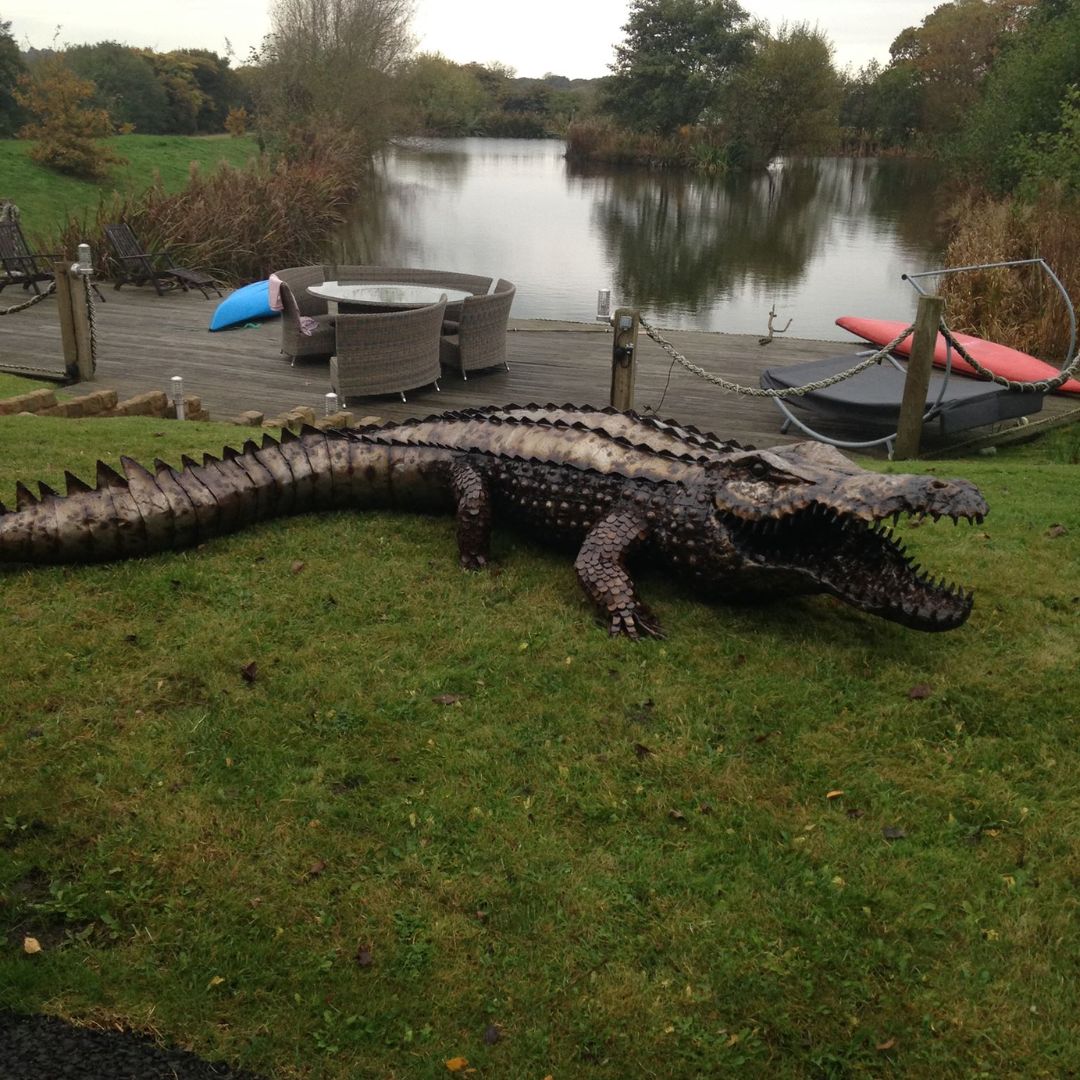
224, 106, 249, 137
14, 57, 125, 180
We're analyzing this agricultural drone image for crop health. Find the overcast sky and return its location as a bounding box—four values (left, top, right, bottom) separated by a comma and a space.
6, 0, 936, 76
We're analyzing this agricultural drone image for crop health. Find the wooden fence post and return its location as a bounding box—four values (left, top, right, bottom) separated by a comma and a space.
54, 259, 79, 381
53, 258, 95, 383
894, 294, 944, 460
609, 307, 639, 412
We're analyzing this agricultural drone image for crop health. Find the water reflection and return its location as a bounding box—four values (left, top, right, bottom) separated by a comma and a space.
580, 160, 830, 317
335, 139, 946, 338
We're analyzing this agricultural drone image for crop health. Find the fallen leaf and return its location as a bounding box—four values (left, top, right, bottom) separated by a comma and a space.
482, 1023, 502, 1045
355, 944, 373, 968
445, 1057, 469, 1073
633, 742, 653, 759
306, 859, 327, 879
22, 936, 41, 955
826, 789, 844, 799
432, 694, 462, 706
698, 802, 713, 815
1047, 523, 1067, 538
846, 808, 865, 819
668, 809, 687, 823
907, 683, 932, 700
876, 1037, 898, 1051
882, 826, 907, 841
207, 975, 225, 989
291, 560, 306, 574
241, 662, 258, 683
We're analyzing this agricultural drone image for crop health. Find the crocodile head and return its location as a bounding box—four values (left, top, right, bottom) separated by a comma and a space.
706, 441, 988, 631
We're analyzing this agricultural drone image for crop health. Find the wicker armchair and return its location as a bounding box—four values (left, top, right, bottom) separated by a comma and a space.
276, 265, 336, 364
330, 298, 446, 403
439, 278, 516, 379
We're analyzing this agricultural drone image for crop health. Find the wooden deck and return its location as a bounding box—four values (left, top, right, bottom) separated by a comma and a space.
2, 285, 1073, 451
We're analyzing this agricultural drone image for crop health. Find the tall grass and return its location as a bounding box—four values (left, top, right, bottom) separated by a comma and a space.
940, 187, 1080, 363
51, 140, 364, 285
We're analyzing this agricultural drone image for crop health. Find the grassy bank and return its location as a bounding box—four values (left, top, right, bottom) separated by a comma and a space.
2, 134, 261, 239
0, 413, 1078, 1077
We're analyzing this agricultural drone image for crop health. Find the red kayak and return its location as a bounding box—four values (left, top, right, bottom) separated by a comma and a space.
836, 316, 1080, 396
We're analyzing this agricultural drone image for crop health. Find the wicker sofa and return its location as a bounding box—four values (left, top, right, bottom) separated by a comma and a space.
276, 264, 336, 364
439, 278, 516, 379
330, 299, 447, 403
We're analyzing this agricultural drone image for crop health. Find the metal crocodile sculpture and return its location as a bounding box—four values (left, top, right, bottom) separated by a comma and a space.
0, 403, 988, 636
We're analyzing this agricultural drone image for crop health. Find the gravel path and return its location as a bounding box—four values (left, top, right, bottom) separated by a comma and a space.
0, 1011, 266, 1079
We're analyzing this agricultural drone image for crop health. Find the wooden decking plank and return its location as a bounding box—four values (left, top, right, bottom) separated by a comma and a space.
1, 286, 1070, 449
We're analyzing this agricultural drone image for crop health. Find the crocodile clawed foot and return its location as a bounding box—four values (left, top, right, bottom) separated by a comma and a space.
459, 552, 490, 571
608, 606, 665, 641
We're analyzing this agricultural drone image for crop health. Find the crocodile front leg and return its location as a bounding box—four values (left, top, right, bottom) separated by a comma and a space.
449, 462, 492, 569
574, 507, 662, 640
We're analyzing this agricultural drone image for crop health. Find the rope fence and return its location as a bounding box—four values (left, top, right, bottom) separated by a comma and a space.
639, 314, 914, 400
0, 281, 56, 316
639, 314, 1080, 399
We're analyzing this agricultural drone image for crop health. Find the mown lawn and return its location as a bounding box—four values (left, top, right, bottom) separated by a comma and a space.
2, 134, 261, 238
0, 411, 1078, 1078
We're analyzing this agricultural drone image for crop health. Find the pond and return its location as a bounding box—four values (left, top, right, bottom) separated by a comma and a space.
332, 138, 948, 341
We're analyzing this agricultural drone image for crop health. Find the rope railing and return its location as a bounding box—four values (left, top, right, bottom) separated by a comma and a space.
84, 274, 98, 371
0, 281, 56, 316
639, 313, 1080, 398
638, 315, 915, 398
938, 321, 1080, 393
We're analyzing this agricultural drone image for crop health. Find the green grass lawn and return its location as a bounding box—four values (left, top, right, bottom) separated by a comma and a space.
2, 134, 261, 239
0, 413, 1078, 1078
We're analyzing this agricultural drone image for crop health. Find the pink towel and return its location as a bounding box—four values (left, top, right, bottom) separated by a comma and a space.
268, 272, 284, 312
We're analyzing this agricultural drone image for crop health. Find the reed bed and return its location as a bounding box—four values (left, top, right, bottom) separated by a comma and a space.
564, 119, 732, 171
50, 134, 366, 285
940, 188, 1080, 363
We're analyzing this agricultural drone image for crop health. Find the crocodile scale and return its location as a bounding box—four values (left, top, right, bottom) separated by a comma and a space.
0, 403, 989, 636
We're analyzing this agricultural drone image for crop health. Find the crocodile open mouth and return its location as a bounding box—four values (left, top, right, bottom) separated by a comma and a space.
731, 503, 983, 631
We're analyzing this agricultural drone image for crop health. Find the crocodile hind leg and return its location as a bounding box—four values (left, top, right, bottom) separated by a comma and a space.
574, 508, 662, 640
449, 462, 492, 569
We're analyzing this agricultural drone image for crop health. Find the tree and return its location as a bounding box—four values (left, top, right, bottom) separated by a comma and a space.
956, 0, 1080, 189
601, 0, 758, 133
14, 56, 124, 179
728, 23, 839, 164
0, 15, 27, 136
253, 0, 414, 158
887, 0, 1036, 138
65, 42, 170, 133
169, 49, 245, 132
401, 52, 486, 135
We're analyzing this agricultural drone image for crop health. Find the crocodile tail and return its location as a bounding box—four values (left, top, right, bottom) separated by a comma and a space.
0, 428, 380, 566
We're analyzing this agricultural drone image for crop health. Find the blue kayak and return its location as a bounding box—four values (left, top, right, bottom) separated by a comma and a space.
209, 280, 280, 331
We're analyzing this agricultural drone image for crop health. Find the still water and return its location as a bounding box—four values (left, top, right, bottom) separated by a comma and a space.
333, 138, 946, 340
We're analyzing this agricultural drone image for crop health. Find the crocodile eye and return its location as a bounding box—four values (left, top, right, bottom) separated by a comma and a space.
750, 461, 767, 479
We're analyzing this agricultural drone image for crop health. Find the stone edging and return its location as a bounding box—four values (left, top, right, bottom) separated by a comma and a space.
0, 386, 382, 431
